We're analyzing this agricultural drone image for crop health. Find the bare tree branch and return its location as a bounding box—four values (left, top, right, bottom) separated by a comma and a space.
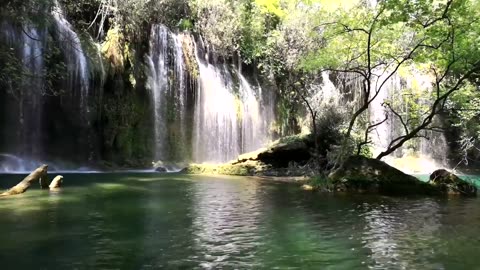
356, 115, 388, 155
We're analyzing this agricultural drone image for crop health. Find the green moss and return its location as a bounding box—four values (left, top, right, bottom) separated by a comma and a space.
329, 156, 441, 195
183, 163, 253, 176
102, 86, 153, 167
101, 27, 125, 74
274, 133, 312, 146
308, 175, 334, 191
178, 18, 194, 31
180, 36, 199, 78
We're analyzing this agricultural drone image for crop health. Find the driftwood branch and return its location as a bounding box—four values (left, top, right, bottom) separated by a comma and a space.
1, 165, 48, 197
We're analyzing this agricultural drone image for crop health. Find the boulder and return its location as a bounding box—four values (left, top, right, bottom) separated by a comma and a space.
235, 134, 313, 167
329, 156, 435, 195
429, 169, 477, 196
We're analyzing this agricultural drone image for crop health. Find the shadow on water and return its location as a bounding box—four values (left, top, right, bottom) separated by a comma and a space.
0, 173, 479, 269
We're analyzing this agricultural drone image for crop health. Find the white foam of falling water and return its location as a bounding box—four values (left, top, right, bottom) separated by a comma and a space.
173, 34, 188, 153
52, 1, 90, 114
21, 26, 45, 157
192, 40, 275, 163
193, 57, 240, 163
239, 74, 263, 152
147, 25, 190, 161
0, 22, 45, 162
146, 24, 276, 163
147, 25, 169, 161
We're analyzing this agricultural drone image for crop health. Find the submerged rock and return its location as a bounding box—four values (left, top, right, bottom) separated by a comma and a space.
152, 160, 167, 172
301, 184, 315, 191
155, 167, 167, 172
329, 156, 436, 195
429, 169, 477, 196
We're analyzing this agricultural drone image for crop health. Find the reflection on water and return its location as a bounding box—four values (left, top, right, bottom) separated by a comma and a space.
0, 173, 479, 269
191, 179, 263, 268
360, 200, 442, 269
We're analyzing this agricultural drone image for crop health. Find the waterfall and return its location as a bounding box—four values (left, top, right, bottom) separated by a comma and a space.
21, 26, 45, 158
0, 22, 45, 163
146, 24, 275, 163
238, 74, 272, 153
368, 69, 448, 173
0, 3, 93, 172
303, 69, 448, 173
193, 40, 275, 163
193, 60, 241, 162
147, 25, 190, 162
52, 2, 90, 116
147, 25, 169, 161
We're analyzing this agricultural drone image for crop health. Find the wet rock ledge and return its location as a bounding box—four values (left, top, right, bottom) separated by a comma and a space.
182, 134, 477, 197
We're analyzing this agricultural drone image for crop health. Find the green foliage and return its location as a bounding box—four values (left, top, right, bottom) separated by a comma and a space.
177, 18, 194, 31
308, 175, 334, 191
294, 0, 480, 159
102, 88, 152, 165
275, 133, 312, 145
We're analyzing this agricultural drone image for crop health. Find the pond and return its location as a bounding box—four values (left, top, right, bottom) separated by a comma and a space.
0, 173, 479, 269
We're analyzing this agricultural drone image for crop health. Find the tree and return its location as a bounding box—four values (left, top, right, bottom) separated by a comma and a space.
301, 0, 480, 162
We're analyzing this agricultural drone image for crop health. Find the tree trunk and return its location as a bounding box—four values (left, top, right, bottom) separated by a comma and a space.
1, 165, 48, 197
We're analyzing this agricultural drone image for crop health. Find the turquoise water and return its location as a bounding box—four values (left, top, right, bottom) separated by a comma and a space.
0, 173, 479, 269
416, 174, 480, 187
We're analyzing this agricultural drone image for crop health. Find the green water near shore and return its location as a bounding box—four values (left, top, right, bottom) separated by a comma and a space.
0, 173, 479, 269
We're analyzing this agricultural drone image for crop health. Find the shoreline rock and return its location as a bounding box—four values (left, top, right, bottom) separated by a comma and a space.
328, 156, 438, 195
429, 169, 477, 196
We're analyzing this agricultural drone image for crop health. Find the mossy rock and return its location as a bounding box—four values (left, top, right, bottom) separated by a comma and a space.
235, 134, 313, 167
430, 169, 477, 196
329, 156, 438, 195
181, 163, 253, 176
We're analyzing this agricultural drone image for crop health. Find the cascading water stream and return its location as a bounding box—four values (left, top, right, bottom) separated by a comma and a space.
52, 1, 98, 162
0, 22, 45, 166
193, 58, 241, 163
238, 74, 272, 153
147, 25, 169, 161
52, 1, 90, 115
303, 69, 448, 173
147, 24, 275, 163
21, 26, 45, 158
147, 25, 190, 162
0, 3, 93, 172
192, 39, 275, 163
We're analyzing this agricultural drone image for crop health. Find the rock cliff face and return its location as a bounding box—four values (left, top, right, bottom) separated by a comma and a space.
0, 8, 288, 171
0, 12, 153, 169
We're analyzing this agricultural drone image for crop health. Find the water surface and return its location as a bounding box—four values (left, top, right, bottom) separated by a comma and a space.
0, 173, 479, 269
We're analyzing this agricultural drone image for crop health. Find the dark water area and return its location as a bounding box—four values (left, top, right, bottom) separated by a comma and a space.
0, 173, 479, 269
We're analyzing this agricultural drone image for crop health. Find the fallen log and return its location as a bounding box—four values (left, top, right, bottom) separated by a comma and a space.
1, 165, 48, 197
